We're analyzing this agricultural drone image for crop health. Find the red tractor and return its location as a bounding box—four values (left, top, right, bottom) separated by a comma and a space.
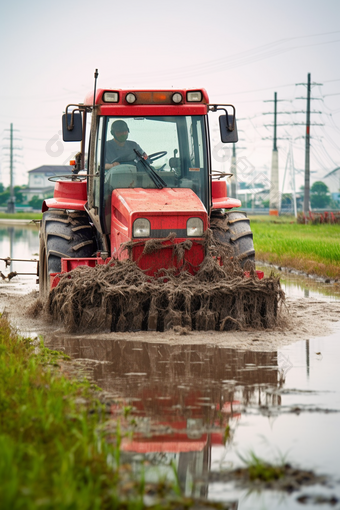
39, 76, 255, 297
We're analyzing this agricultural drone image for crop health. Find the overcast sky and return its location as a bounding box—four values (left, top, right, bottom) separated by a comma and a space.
1, 0, 339, 192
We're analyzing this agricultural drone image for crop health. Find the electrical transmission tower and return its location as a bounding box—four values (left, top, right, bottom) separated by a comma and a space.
229, 140, 246, 199
296, 73, 323, 214
282, 141, 297, 217
263, 93, 290, 215
2, 124, 22, 213
264, 76, 323, 215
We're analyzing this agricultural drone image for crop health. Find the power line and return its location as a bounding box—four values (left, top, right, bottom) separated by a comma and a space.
111, 32, 340, 82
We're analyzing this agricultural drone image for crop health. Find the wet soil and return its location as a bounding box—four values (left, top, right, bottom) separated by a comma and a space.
209, 464, 329, 493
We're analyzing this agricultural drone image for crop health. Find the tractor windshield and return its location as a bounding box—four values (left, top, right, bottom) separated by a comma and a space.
100, 116, 209, 232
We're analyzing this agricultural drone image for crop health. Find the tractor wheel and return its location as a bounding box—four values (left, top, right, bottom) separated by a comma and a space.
211, 211, 255, 269
39, 210, 96, 298
39, 231, 49, 299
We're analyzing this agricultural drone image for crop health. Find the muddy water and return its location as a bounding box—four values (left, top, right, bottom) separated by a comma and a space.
0, 224, 39, 293
2, 225, 340, 509
45, 327, 340, 509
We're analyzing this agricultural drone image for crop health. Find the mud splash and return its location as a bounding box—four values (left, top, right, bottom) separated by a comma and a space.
47, 254, 284, 333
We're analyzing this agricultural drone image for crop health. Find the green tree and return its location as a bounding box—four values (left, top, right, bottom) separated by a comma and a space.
14, 185, 26, 204
311, 181, 331, 209
0, 184, 28, 205
29, 195, 43, 210
0, 190, 10, 206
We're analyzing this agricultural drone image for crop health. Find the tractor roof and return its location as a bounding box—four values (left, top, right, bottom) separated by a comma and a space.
84, 88, 210, 115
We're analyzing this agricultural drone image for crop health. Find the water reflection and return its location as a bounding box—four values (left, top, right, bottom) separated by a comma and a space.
0, 225, 39, 291
46, 335, 282, 498
259, 264, 340, 301
44, 326, 340, 508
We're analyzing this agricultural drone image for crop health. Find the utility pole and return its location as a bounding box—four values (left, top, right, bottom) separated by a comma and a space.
264, 80, 323, 215
229, 139, 246, 199
304, 73, 311, 214
2, 124, 22, 213
264, 93, 288, 215
296, 73, 323, 214
269, 92, 279, 215
8, 123, 15, 213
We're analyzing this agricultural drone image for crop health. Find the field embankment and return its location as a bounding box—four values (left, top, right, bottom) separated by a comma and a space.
0, 212, 42, 221
249, 215, 340, 279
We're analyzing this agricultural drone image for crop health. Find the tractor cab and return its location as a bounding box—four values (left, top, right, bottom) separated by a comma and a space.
100, 115, 209, 233
61, 88, 239, 260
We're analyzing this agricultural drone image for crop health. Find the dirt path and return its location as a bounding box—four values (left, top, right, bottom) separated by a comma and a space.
1, 280, 340, 352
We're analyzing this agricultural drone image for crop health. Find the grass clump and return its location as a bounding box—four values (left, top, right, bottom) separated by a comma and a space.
238, 451, 285, 482
0, 315, 190, 509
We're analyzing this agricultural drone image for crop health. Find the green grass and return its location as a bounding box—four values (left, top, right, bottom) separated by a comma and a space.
238, 450, 286, 482
0, 212, 42, 220
0, 316, 195, 509
249, 216, 340, 278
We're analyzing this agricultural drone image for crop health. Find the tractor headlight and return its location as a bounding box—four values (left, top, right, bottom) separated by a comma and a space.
172, 92, 183, 104
133, 218, 150, 238
186, 91, 203, 102
103, 91, 119, 102
187, 218, 203, 237
126, 92, 137, 104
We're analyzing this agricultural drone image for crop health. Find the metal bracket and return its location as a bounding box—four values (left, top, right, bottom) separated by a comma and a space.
207, 104, 236, 131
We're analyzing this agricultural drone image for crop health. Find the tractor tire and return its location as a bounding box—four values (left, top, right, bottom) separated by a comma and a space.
211, 211, 255, 269
39, 231, 49, 299
39, 210, 96, 298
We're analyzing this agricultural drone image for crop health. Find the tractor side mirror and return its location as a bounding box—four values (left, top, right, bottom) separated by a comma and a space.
219, 114, 238, 143
62, 111, 83, 142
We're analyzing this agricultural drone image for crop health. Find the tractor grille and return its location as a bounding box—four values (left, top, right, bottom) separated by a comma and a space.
149, 228, 188, 238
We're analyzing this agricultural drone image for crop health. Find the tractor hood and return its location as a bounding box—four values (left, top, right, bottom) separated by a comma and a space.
110, 188, 208, 271
111, 187, 207, 217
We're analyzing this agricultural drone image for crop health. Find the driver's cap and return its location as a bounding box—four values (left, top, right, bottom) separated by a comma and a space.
111, 120, 129, 134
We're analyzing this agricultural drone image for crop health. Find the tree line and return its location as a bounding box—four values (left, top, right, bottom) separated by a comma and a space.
0, 183, 51, 210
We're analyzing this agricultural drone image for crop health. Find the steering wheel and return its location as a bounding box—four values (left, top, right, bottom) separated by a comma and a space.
48, 175, 87, 182
148, 151, 167, 163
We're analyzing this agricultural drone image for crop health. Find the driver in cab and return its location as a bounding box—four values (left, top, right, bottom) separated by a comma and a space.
105, 120, 147, 170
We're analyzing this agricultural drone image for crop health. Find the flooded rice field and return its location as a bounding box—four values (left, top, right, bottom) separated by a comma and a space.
1, 224, 340, 509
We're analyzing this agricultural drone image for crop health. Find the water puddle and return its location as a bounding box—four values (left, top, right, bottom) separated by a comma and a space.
2, 224, 340, 509
259, 263, 340, 301
0, 224, 39, 294
44, 322, 340, 509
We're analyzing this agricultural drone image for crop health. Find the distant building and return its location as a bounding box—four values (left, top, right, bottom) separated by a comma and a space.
21, 165, 72, 202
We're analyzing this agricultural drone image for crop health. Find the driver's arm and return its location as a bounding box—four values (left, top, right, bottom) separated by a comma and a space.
105, 161, 120, 170
134, 142, 148, 161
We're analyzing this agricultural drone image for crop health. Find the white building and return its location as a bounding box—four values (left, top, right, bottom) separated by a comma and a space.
22, 165, 72, 202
